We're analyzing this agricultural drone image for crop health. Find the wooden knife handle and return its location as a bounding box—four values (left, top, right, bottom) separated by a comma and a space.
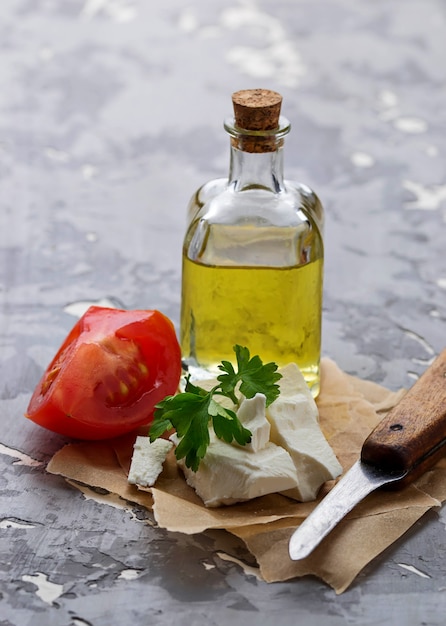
361, 348, 446, 485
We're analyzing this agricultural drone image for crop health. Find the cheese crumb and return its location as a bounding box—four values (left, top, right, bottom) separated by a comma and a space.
128, 437, 173, 487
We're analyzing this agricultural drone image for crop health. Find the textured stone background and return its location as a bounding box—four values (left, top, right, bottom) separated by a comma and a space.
1, 0, 446, 624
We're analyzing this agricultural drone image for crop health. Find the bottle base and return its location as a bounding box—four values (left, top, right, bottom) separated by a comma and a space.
180, 360, 220, 389
181, 358, 320, 398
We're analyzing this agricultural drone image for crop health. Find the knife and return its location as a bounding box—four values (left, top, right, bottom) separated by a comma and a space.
289, 348, 446, 561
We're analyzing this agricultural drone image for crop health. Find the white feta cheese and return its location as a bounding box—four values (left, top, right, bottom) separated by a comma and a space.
128, 437, 173, 487
277, 363, 319, 422
133, 362, 341, 507
235, 393, 270, 452
266, 397, 342, 502
177, 438, 299, 507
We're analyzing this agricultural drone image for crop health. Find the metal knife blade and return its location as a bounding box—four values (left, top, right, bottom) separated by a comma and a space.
289, 348, 446, 561
289, 460, 405, 560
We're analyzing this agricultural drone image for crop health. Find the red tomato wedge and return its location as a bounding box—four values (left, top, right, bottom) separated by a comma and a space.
26, 306, 182, 439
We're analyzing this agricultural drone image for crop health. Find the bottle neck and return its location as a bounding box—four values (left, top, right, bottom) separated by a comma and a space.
224, 115, 290, 194
228, 144, 285, 193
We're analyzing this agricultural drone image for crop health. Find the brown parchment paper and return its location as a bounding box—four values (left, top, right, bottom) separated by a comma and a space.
46, 358, 446, 593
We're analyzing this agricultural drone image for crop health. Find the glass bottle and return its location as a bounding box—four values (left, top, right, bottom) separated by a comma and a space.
180, 89, 324, 397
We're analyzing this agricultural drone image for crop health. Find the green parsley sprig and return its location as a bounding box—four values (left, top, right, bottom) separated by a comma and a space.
149, 345, 282, 471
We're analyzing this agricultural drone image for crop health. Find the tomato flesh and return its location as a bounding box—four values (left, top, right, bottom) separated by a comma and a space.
26, 307, 182, 439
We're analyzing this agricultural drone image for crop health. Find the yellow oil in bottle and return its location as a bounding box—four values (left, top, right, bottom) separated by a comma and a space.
180, 255, 323, 396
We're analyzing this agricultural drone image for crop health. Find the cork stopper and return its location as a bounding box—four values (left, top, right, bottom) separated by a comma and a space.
232, 89, 282, 131
231, 89, 283, 152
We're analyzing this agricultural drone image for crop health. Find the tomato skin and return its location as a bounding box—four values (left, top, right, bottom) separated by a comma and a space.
26, 307, 182, 440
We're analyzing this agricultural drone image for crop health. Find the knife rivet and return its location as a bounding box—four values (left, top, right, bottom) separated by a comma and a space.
390, 423, 403, 431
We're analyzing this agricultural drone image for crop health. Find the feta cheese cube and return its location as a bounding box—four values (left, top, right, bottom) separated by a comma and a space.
235, 393, 270, 452
177, 438, 299, 507
267, 397, 342, 502
128, 437, 173, 487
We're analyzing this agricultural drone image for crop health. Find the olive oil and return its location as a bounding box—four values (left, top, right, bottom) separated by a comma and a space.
181, 256, 323, 396
180, 89, 325, 396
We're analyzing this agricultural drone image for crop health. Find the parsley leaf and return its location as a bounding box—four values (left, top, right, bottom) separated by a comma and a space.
149, 345, 281, 471
217, 345, 282, 406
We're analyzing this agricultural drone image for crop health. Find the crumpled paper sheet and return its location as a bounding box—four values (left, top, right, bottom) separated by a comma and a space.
46, 358, 446, 593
